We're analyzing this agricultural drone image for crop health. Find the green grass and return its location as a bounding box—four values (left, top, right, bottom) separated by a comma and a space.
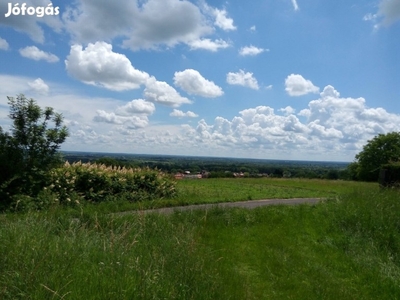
80, 178, 378, 214
1, 179, 399, 299
175, 177, 375, 202
0, 212, 225, 299
194, 188, 400, 299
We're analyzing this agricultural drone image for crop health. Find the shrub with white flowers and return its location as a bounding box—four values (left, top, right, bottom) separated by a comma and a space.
47, 161, 177, 204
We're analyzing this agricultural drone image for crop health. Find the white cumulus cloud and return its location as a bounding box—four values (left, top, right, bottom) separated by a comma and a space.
212, 8, 237, 31
173, 69, 223, 98
65, 42, 150, 91
227, 70, 259, 90
279, 106, 296, 116
201, 3, 236, 31
63, 0, 215, 51
115, 99, 156, 116
144, 77, 192, 107
94, 110, 149, 129
19, 46, 59, 63
62, 0, 239, 52
299, 85, 400, 141
0, 37, 9, 50
239, 45, 268, 56
93, 98, 156, 130
188, 38, 231, 52
170, 109, 199, 118
175, 85, 400, 160
285, 74, 319, 96
122, 0, 212, 50
28, 78, 49, 95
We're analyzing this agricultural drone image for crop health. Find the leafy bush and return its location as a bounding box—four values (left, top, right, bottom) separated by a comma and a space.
0, 95, 68, 207
379, 162, 400, 188
8, 189, 58, 212
47, 161, 177, 204
354, 132, 400, 181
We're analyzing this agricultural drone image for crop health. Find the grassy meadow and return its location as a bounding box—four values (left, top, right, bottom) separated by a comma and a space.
1, 178, 400, 299
80, 177, 375, 214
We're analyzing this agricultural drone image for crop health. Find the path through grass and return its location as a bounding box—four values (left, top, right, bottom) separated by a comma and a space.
85, 178, 377, 213
2, 180, 398, 299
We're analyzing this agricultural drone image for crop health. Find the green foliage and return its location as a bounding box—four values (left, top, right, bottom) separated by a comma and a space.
379, 162, 400, 188
208, 171, 234, 178
95, 157, 129, 168
1, 185, 400, 299
7, 189, 58, 212
65, 153, 350, 180
47, 162, 177, 204
344, 161, 359, 180
325, 169, 339, 180
355, 132, 400, 181
0, 95, 68, 207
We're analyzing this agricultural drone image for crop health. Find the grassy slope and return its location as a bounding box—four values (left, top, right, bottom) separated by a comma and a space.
1, 179, 400, 299
85, 178, 376, 213
196, 188, 400, 299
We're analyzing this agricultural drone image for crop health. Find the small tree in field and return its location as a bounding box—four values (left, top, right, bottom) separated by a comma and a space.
0, 94, 68, 204
353, 132, 400, 181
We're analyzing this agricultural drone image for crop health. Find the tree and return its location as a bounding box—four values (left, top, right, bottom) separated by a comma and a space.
354, 132, 400, 181
0, 95, 68, 202
325, 169, 339, 180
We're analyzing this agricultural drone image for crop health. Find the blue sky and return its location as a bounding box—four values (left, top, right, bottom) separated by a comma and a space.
0, 0, 399, 161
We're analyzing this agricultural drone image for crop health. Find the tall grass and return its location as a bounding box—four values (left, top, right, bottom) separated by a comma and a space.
1, 182, 399, 299
193, 187, 400, 299
0, 212, 225, 299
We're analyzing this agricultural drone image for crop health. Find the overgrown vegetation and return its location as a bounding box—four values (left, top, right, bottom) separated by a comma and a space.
0, 95, 68, 209
0, 96, 176, 212
48, 161, 176, 204
1, 182, 399, 299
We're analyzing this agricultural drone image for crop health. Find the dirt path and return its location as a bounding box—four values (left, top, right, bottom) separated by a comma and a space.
116, 198, 324, 216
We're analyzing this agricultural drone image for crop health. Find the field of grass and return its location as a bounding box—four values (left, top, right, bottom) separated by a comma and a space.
176, 177, 375, 202
83, 177, 377, 213
1, 179, 400, 299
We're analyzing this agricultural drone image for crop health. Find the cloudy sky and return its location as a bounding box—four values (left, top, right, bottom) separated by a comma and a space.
0, 0, 399, 162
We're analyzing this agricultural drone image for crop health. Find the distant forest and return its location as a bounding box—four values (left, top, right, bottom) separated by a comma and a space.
62, 151, 351, 180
